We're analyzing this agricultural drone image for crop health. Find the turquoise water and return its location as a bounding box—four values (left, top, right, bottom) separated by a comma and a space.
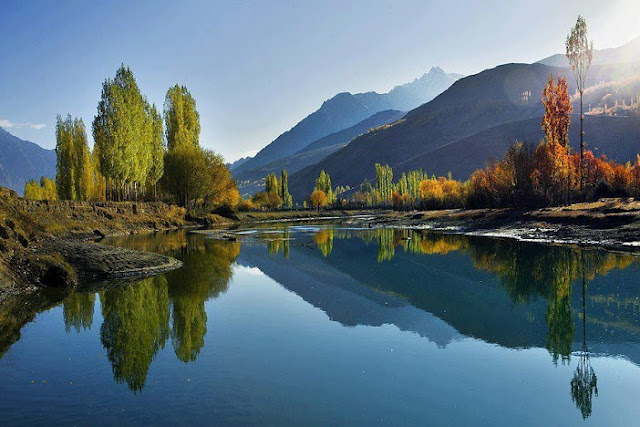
1, 226, 640, 425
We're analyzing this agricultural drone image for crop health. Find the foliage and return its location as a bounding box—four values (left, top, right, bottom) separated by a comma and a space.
314, 170, 334, 204
24, 177, 58, 200
55, 115, 93, 200
310, 189, 328, 209
164, 85, 200, 151
92, 65, 160, 200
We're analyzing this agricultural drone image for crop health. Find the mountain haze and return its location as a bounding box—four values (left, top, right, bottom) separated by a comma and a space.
234, 110, 405, 195
537, 36, 640, 67
234, 67, 461, 176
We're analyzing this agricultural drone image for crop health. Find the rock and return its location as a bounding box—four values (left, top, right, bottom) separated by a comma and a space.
93, 229, 106, 239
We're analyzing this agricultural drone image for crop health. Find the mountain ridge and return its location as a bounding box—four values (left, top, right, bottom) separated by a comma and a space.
234, 67, 461, 176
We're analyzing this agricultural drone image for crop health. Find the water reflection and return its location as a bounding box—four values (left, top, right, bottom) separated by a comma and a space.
242, 227, 639, 419
572, 273, 598, 419
1, 226, 638, 420
100, 275, 170, 392
57, 231, 240, 391
63, 292, 95, 333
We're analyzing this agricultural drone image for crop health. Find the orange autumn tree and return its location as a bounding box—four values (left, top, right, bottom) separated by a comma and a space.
532, 75, 574, 205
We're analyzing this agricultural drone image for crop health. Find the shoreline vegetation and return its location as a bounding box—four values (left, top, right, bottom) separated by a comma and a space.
5, 183, 640, 299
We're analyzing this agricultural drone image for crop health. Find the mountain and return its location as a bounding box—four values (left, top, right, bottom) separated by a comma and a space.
234, 110, 405, 195
227, 156, 252, 171
0, 127, 56, 195
537, 36, 640, 67
289, 61, 640, 201
234, 67, 461, 176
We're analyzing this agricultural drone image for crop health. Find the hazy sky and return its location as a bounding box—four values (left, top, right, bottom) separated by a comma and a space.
1, 0, 639, 161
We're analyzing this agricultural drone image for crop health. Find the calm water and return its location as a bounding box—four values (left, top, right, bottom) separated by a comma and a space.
1, 225, 640, 425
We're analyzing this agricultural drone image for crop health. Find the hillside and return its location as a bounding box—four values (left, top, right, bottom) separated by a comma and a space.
396, 115, 640, 179
538, 36, 640, 67
234, 67, 460, 175
234, 110, 405, 195
0, 127, 56, 195
289, 62, 640, 201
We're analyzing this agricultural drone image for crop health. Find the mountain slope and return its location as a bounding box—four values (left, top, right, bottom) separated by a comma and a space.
234, 67, 461, 175
538, 36, 640, 67
0, 127, 56, 195
234, 110, 405, 193
397, 115, 640, 179
289, 62, 640, 200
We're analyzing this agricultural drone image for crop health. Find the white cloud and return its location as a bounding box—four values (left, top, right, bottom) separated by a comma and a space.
0, 118, 46, 130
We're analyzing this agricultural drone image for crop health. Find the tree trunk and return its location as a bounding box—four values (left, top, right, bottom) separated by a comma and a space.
580, 92, 584, 195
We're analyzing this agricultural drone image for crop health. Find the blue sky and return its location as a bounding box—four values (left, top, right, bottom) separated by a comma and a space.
1, 0, 639, 161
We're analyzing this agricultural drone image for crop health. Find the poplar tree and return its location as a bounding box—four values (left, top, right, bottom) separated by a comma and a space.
55, 115, 76, 200
93, 65, 153, 200
164, 85, 200, 151
566, 15, 593, 192
146, 103, 165, 200
279, 169, 292, 208
73, 118, 93, 201
315, 170, 334, 203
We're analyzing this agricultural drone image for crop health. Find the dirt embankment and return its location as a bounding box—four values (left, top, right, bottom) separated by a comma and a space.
352, 198, 640, 252
0, 188, 201, 296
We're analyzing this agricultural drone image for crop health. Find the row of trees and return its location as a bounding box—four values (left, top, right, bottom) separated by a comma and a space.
28, 65, 238, 209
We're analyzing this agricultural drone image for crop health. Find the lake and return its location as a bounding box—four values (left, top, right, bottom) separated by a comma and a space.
1, 225, 640, 425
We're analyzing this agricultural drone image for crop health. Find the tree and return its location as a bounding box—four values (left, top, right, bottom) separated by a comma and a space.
314, 170, 334, 204
55, 115, 76, 200
73, 118, 93, 201
542, 75, 572, 148
264, 173, 282, 209
419, 178, 443, 208
533, 75, 574, 205
164, 85, 200, 151
375, 163, 393, 205
146, 104, 165, 200
310, 189, 328, 210
161, 144, 207, 208
279, 169, 292, 208
25, 177, 58, 200
566, 15, 594, 191
93, 65, 155, 200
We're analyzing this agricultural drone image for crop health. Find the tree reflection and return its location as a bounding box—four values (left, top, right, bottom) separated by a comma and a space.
63, 291, 96, 333
313, 230, 334, 258
99, 275, 170, 392
165, 237, 240, 362
571, 255, 598, 419
267, 230, 290, 258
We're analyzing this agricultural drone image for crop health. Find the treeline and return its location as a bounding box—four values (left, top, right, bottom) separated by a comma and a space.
26, 65, 238, 209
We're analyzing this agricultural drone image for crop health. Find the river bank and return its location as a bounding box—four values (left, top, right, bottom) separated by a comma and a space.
346, 198, 640, 253
5, 185, 640, 297
0, 188, 196, 297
